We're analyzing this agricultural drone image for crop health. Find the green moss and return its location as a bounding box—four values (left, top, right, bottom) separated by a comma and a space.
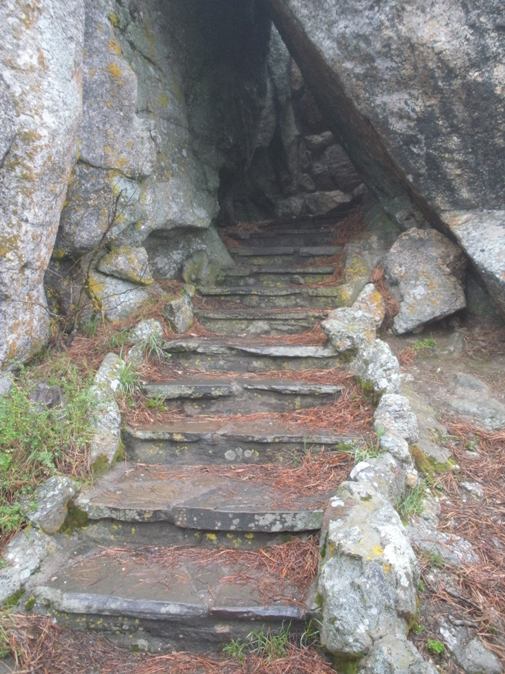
356, 377, 381, 406
61, 503, 89, 533
91, 454, 110, 477
24, 595, 36, 611
332, 656, 361, 674
3, 589, 25, 610
113, 440, 126, 464
411, 445, 455, 476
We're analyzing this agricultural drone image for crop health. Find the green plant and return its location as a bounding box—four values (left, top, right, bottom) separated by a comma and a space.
410, 620, 425, 635
427, 550, 445, 569
413, 337, 437, 352
223, 638, 248, 663
397, 481, 426, 522
299, 618, 320, 648
247, 626, 291, 660
426, 639, 445, 655
145, 395, 166, 411
0, 614, 11, 659
223, 626, 291, 662
117, 361, 140, 397
139, 332, 169, 362
106, 328, 131, 350
81, 315, 101, 337
353, 441, 383, 464
0, 356, 93, 539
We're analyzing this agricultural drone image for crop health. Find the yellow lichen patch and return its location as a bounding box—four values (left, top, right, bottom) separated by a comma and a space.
107, 62, 123, 82
108, 39, 122, 56
19, 129, 42, 144
205, 533, 218, 542
108, 11, 120, 28
52, 248, 66, 260
158, 93, 169, 108
368, 544, 384, 559
86, 275, 105, 311
0, 234, 20, 257
346, 255, 369, 281
37, 49, 47, 70
21, 1, 42, 29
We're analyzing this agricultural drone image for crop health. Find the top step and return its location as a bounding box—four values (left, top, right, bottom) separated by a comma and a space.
233, 245, 341, 258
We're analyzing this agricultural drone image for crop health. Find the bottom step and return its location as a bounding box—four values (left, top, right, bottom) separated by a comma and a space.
31, 540, 316, 650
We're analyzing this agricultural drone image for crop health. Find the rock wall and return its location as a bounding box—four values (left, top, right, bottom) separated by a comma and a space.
1, 0, 273, 367
0, 0, 84, 368
268, 0, 505, 311
231, 29, 363, 222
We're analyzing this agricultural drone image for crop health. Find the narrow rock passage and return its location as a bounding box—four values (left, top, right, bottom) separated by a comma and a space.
27, 210, 372, 655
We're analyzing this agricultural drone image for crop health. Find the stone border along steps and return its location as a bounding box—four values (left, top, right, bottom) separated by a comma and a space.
3, 214, 437, 672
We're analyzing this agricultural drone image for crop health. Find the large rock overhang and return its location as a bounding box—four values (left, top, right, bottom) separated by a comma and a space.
267, 0, 505, 312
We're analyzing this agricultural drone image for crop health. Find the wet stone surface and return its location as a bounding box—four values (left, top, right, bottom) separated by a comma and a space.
76, 462, 334, 532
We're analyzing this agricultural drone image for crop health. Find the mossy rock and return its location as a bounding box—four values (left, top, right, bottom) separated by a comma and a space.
411, 445, 456, 476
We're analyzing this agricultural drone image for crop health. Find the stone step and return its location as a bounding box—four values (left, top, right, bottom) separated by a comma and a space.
232, 245, 341, 259
143, 377, 343, 415
80, 519, 304, 550
231, 253, 340, 267
197, 284, 348, 309
160, 337, 343, 372
228, 231, 337, 248
195, 306, 325, 335
221, 210, 354, 233
124, 419, 355, 464
76, 462, 337, 532
221, 265, 335, 287
30, 540, 314, 651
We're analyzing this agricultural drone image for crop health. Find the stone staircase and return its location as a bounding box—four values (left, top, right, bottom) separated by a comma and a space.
27, 213, 368, 654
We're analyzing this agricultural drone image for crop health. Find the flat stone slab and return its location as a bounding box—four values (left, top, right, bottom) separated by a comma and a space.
224, 265, 335, 277
199, 285, 349, 298
143, 378, 343, 400
124, 417, 357, 466
76, 463, 334, 531
32, 542, 313, 625
125, 417, 350, 445
162, 337, 336, 359
234, 245, 340, 257
195, 307, 328, 320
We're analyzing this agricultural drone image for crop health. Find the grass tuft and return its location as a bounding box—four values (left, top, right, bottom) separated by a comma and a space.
397, 481, 426, 522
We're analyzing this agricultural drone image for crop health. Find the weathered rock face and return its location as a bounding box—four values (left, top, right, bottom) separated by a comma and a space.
384, 228, 467, 334
56, 0, 224, 257
0, 0, 84, 368
232, 29, 362, 222
269, 0, 505, 309
444, 210, 505, 315
1, 0, 279, 365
